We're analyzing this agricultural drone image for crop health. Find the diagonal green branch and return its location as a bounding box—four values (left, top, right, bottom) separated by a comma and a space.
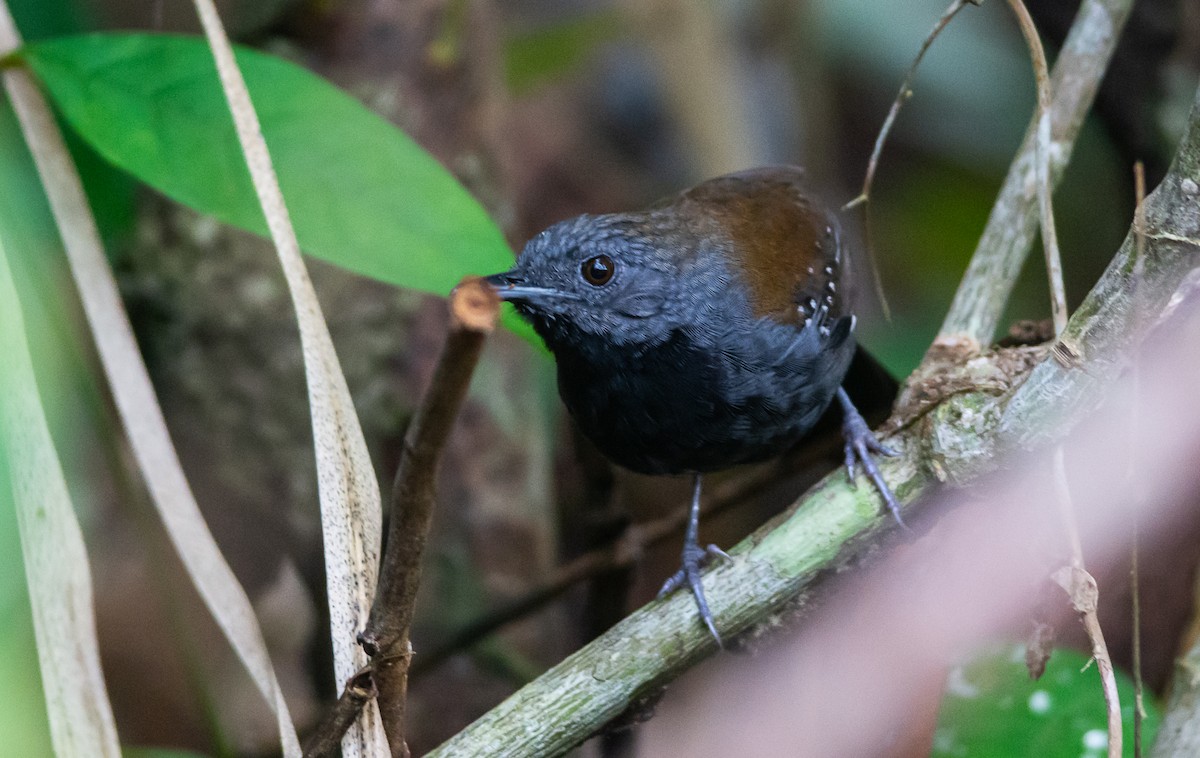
431, 444, 930, 756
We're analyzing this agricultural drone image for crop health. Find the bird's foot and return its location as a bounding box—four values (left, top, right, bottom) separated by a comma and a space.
658, 539, 730, 646
839, 389, 907, 530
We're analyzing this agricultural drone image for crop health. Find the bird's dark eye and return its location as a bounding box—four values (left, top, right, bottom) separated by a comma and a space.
581, 255, 615, 286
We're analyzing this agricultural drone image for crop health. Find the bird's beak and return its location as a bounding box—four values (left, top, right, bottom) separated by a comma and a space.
484, 271, 520, 292
484, 270, 567, 304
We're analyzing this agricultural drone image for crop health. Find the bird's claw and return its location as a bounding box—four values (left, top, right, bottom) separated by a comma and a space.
844, 432, 897, 480
659, 540, 729, 646
839, 389, 908, 531
706, 544, 732, 562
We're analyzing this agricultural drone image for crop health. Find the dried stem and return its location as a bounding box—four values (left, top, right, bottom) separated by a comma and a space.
844, 0, 976, 212
359, 277, 499, 756
1051, 448, 1121, 758
1131, 512, 1144, 758
938, 0, 1134, 346
843, 0, 977, 319
1004, 0, 1068, 335
190, 1, 386, 753
415, 542, 627, 679
303, 668, 377, 758
1082, 595, 1125, 758
0, 220, 121, 756
1131, 160, 1147, 758
1, 3, 302, 754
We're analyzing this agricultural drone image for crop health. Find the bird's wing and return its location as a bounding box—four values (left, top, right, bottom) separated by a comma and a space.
672, 166, 848, 329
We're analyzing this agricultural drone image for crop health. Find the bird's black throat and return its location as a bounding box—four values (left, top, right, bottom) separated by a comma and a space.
540, 318, 843, 476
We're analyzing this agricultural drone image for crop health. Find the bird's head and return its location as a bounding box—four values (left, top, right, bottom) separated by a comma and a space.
486, 212, 728, 352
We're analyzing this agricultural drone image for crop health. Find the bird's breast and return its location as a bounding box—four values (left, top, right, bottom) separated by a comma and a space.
551, 321, 854, 475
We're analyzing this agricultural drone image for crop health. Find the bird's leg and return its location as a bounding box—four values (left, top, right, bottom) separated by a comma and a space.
658, 473, 730, 646
837, 387, 906, 528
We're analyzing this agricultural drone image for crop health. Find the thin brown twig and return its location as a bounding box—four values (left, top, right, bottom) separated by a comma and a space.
1085, 603, 1123, 758
303, 668, 378, 758
843, 0, 978, 320
358, 276, 499, 757
409, 459, 801, 678
1131, 161, 1147, 758
415, 543, 620, 678
1131, 518, 1144, 758
1051, 447, 1122, 758
938, 0, 1134, 346
1004, 0, 1067, 335
844, 0, 975, 212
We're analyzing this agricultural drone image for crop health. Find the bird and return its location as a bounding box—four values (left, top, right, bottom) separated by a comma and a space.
485, 166, 901, 645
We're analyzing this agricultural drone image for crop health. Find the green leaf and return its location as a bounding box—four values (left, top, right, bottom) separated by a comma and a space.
933, 644, 1158, 758
505, 12, 622, 96
21, 33, 533, 336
